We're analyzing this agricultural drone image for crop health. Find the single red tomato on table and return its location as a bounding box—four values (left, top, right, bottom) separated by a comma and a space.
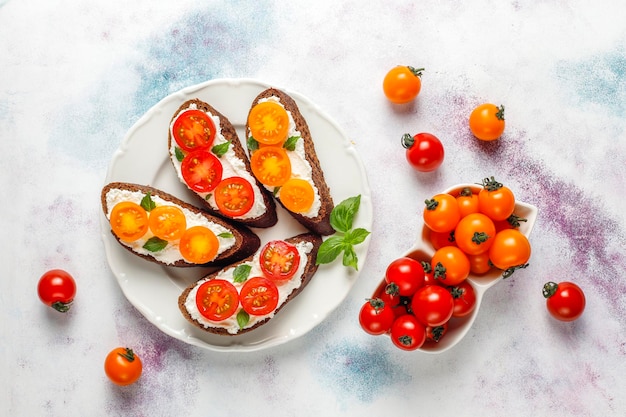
543, 281, 586, 321
469, 103, 505, 141
104, 347, 143, 386
37, 269, 77, 313
383, 66, 424, 104
359, 298, 396, 335
401, 133, 444, 172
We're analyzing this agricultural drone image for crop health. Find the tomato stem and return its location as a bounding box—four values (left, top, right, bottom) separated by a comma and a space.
397, 335, 414, 346
424, 198, 439, 211
118, 348, 136, 362
506, 214, 527, 228
471, 232, 490, 244
51, 301, 72, 313
401, 133, 414, 149
407, 66, 425, 77
366, 298, 386, 312
480, 176, 503, 191
542, 282, 559, 298
495, 105, 505, 121
502, 263, 529, 279
459, 187, 474, 197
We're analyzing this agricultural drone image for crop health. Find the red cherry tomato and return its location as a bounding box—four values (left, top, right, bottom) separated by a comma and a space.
543, 281, 586, 321
411, 284, 454, 327
359, 298, 396, 335
383, 66, 424, 104
376, 283, 401, 308
239, 277, 279, 316
390, 314, 426, 350
181, 149, 223, 193
195, 279, 239, 321
214, 176, 255, 217
37, 269, 77, 313
401, 133, 444, 172
448, 281, 477, 318
384, 257, 425, 297
260, 240, 301, 282
425, 323, 449, 343
172, 109, 216, 152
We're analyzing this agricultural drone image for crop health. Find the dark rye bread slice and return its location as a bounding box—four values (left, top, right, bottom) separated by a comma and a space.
168, 98, 278, 228
101, 182, 261, 267
178, 232, 323, 335
246, 88, 335, 235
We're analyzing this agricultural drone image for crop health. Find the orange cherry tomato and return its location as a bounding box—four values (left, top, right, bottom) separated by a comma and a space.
179, 226, 219, 264
279, 178, 315, 213
489, 229, 531, 272
469, 103, 505, 141
109, 201, 149, 242
431, 246, 470, 286
478, 177, 516, 221
148, 205, 187, 241
423, 194, 461, 233
383, 66, 424, 104
239, 277, 279, 316
195, 279, 239, 321
455, 187, 479, 218
428, 229, 456, 250
454, 213, 496, 256
172, 109, 216, 152
214, 176, 255, 217
181, 150, 223, 193
104, 347, 142, 386
467, 252, 493, 275
248, 101, 290, 145
250, 146, 292, 187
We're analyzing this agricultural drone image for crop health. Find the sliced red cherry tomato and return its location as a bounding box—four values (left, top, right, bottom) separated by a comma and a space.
181, 150, 223, 193
279, 178, 315, 213
148, 205, 187, 241
260, 240, 301, 281
172, 109, 216, 152
179, 226, 219, 264
195, 279, 239, 321
240, 277, 279, 316
214, 176, 255, 217
109, 201, 149, 242
37, 269, 77, 313
250, 146, 292, 187
248, 101, 290, 145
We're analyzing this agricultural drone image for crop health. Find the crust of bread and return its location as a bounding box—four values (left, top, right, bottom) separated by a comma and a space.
101, 182, 261, 267
178, 232, 323, 335
168, 99, 278, 229
246, 88, 335, 235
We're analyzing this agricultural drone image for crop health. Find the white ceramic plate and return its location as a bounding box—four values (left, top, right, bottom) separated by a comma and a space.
101, 78, 372, 352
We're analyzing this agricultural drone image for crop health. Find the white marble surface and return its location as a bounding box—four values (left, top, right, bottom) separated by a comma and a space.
2, 0, 625, 415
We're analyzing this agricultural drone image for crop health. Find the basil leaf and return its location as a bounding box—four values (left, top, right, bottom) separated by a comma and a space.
273, 186, 281, 196
344, 227, 371, 246
247, 137, 259, 151
218, 232, 234, 239
315, 236, 346, 265
212, 141, 230, 157
342, 245, 359, 270
175, 146, 185, 162
330, 195, 361, 233
140, 192, 156, 212
283, 136, 300, 151
233, 264, 252, 283
205, 193, 212, 201
143, 236, 168, 252
237, 310, 250, 329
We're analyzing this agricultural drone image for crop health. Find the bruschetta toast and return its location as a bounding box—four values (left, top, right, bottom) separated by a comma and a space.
245, 88, 335, 235
101, 182, 261, 267
178, 232, 323, 335
168, 98, 278, 228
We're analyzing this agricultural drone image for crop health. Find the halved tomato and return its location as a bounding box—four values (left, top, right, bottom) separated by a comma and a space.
239, 277, 279, 316
260, 240, 301, 281
179, 226, 219, 264
148, 205, 187, 241
214, 176, 255, 217
250, 146, 292, 187
172, 109, 216, 152
109, 202, 149, 242
279, 178, 315, 213
181, 150, 223, 193
248, 101, 289, 145
195, 279, 239, 321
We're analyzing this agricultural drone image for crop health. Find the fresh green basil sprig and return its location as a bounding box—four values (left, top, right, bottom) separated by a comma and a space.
316, 195, 370, 270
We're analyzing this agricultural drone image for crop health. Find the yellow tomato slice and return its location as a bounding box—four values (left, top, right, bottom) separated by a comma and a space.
250, 146, 292, 187
179, 226, 219, 264
279, 178, 315, 213
109, 202, 149, 242
248, 101, 289, 145
148, 205, 187, 241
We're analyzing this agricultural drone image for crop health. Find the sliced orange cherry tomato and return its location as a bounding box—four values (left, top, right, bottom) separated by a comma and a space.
181, 149, 223, 193
109, 201, 149, 242
104, 347, 142, 386
423, 194, 461, 233
148, 205, 187, 241
489, 229, 531, 272
240, 277, 279, 316
250, 146, 292, 187
469, 103, 505, 141
214, 176, 255, 217
431, 246, 470, 286
195, 279, 239, 321
179, 225, 219, 264
279, 178, 315, 213
454, 213, 496, 256
248, 101, 290, 145
478, 177, 516, 221
455, 187, 479, 218
260, 240, 301, 281
172, 109, 216, 152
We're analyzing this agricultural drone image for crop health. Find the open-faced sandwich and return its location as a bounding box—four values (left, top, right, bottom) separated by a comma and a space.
101, 182, 261, 267
178, 232, 323, 335
168, 99, 278, 228
245, 88, 335, 235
